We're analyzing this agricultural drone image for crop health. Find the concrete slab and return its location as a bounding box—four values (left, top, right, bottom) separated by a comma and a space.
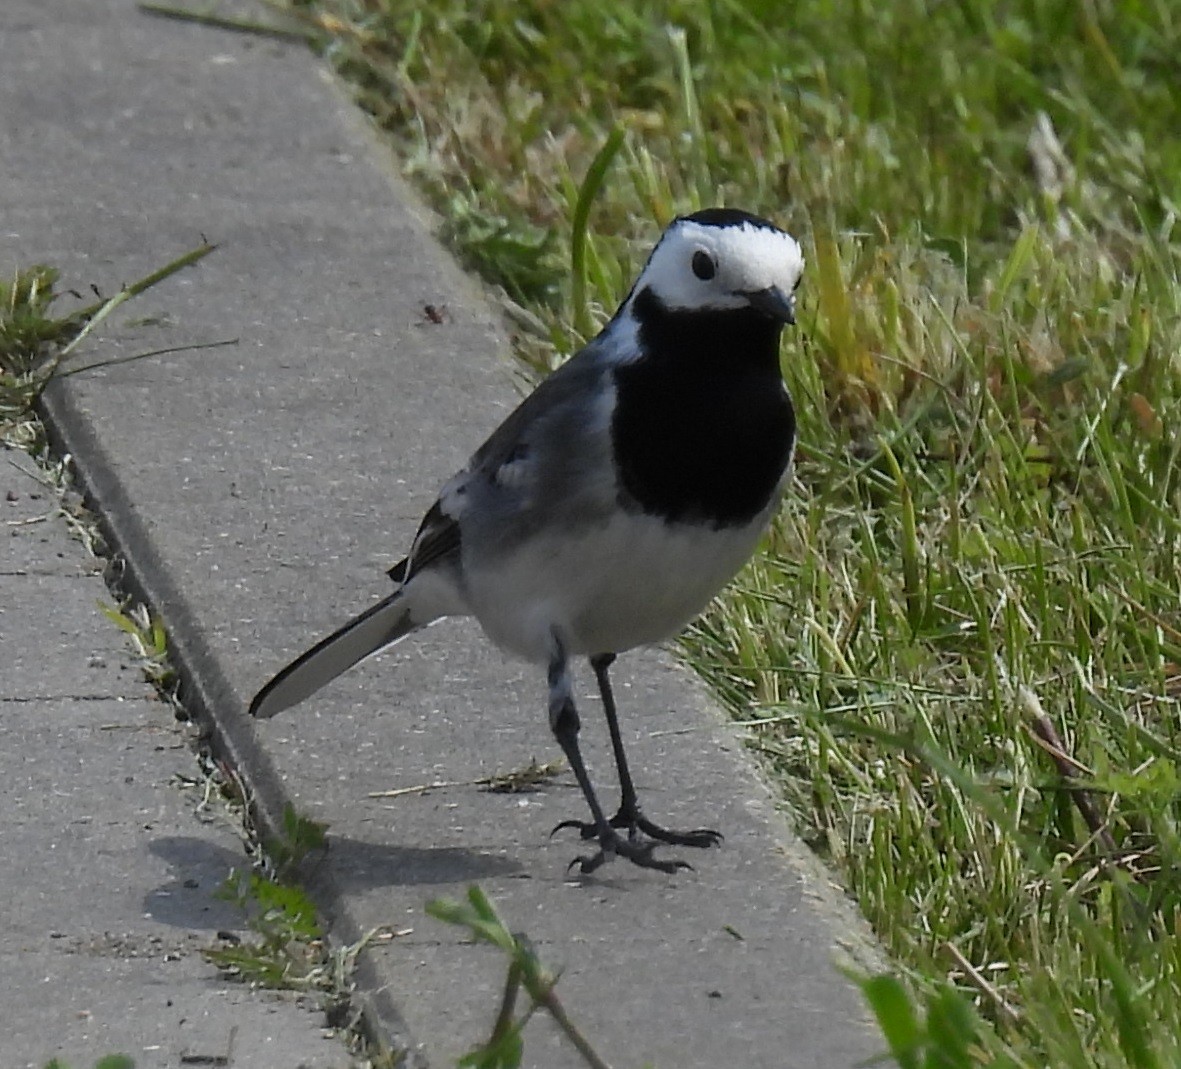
1, 0, 885, 1066
2, 574, 147, 697
0, 501, 358, 1066
0, 700, 343, 1069
3, 952, 340, 1069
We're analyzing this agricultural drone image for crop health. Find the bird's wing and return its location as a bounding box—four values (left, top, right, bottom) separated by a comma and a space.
392, 338, 629, 582
388, 497, 461, 583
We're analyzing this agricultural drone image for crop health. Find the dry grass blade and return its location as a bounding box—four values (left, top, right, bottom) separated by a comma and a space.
367, 757, 563, 799
1022, 686, 1119, 858
943, 941, 1021, 1028
137, 1, 314, 42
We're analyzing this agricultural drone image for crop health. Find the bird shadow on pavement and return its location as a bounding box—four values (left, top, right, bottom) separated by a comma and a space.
143, 833, 522, 932
311, 833, 523, 888
143, 835, 253, 931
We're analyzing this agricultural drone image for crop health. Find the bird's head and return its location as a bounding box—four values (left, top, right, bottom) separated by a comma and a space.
627, 208, 804, 325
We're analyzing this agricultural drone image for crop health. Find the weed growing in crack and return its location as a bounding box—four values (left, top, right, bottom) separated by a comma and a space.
203, 801, 329, 990
202, 800, 404, 1063
265, 801, 331, 876
206, 866, 325, 989
98, 600, 174, 690
42, 1057, 136, 1069
0, 246, 220, 450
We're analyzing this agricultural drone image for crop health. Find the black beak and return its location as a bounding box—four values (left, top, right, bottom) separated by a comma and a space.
743, 285, 796, 325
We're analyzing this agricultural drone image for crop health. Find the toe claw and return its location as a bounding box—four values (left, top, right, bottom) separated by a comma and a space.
634, 816, 723, 848
551, 818, 599, 841
568, 850, 611, 876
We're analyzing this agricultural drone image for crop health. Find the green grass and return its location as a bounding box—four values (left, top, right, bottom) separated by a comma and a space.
0, 265, 87, 452
0, 245, 219, 451
270, 1, 1181, 1064
43, 1058, 135, 1069
427, 886, 615, 1069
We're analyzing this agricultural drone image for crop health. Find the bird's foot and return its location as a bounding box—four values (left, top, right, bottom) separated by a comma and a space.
566, 827, 692, 876
553, 807, 722, 849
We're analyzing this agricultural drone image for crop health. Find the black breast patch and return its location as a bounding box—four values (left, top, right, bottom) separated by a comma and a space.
611, 288, 796, 528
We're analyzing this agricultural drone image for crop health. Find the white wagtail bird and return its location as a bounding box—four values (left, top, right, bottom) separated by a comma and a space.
251, 207, 804, 874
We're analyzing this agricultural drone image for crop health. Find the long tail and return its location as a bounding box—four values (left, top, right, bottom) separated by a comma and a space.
249, 589, 420, 719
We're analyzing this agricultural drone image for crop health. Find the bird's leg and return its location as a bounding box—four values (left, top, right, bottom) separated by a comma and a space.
547, 645, 688, 875
558, 653, 722, 849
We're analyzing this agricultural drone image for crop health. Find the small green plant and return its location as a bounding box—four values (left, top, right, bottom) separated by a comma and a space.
427, 886, 613, 1069
206, 866, 326, 988
266, 800, 331, 874
1, 265, 85, 449
0, 265, 86, 373
98, 599, 174, 688
204, 803, 330, 986
204, 823, 398, 1064
43, 1057, 135, 1069
190, 744, 392, 1056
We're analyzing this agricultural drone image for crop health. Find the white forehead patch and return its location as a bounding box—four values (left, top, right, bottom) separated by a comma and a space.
630, 216, 805, 314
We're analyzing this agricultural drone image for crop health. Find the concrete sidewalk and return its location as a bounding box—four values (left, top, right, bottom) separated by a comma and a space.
2, 1, 882, 1066
0, 464, 353, 1067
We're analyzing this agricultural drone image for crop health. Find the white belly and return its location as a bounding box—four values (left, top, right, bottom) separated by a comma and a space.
463, 509, 771, 664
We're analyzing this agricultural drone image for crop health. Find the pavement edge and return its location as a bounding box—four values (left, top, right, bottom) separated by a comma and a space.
38, 380, 428, 1068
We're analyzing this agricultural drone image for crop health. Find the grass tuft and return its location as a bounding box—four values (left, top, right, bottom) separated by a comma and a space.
0, 243, 219, 452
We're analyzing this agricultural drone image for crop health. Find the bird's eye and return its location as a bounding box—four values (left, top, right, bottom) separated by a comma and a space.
691, 250, 716, 281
